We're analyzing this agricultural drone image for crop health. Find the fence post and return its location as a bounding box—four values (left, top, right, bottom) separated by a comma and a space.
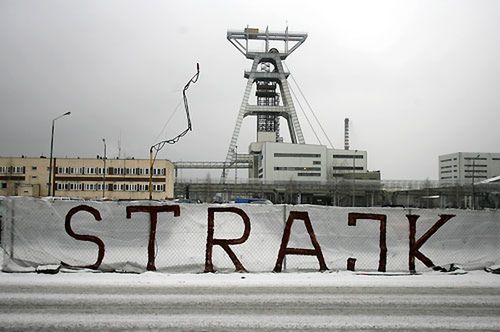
282, 204, 287, 271
9, 198, 15, 260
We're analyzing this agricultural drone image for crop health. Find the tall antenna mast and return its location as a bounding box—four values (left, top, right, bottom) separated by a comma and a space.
344, 118, 350, 150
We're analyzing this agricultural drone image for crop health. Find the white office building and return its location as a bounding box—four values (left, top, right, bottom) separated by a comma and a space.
256, 142, 368, 182
439, 152, 500, 184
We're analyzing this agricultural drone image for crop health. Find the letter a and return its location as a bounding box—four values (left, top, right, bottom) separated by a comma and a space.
273, 211, 328, 272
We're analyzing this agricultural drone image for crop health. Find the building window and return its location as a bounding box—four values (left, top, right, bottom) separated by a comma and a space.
274, 153, 321, 158
153, 184, 165, 192
332, 154, 363, 159
332, 166, 364, 171
31, 166, 37, 170
464, 157, 487, 161
313, 161, 321, 165
274, 167, 321, 171
1, 183, 7, 189
297, 172, 321, 177
441, 158, 452, 162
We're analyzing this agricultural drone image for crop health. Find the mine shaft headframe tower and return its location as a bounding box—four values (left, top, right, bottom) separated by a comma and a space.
223, 26, 307, 176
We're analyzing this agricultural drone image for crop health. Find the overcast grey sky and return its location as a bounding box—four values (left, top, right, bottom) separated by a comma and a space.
1, 0, 499, 180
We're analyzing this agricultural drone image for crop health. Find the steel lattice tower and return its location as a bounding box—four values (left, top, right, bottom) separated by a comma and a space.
223, 27, 308, 179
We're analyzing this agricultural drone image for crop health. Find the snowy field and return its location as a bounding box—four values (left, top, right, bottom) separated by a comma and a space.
0, 270, 499, 331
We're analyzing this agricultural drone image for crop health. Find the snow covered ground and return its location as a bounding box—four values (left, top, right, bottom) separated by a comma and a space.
1, 268, 500, 288
0, 270, 499, 331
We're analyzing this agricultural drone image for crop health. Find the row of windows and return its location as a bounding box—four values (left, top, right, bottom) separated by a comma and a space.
464, 157, 487, 161
464, 164, 487, 168
56, 167, 166, 176
274, 153, 321, 158
441, 176, 489, 180
464, 169, 487, 173
297, 172, 321, 177
55, 183, 166, 192
274, 167, 321, 171
0, 166, 26, 174
332, 154, 364, 159
465, 176, 487, 179
443, 157, 459, 162
332, 166, 364, 171
440, 165, 454, 169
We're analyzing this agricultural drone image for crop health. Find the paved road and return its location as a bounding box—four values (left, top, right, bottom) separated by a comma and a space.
0, 284, 499, 331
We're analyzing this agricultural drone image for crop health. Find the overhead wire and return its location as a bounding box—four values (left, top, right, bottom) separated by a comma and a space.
152, 99, 183, 144
288, 84, 322, 145
148, 63, 199, 202
284, 62, 335, 148
150, 63, 200, 164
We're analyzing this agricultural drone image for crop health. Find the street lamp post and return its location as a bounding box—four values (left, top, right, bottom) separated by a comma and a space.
352, 150, 357, 207
48, 111, 71, 196
102, 138, 107, 198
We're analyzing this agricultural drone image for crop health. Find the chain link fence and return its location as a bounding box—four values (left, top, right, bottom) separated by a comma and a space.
174, 178, 500, 209
1, 197, 499, 273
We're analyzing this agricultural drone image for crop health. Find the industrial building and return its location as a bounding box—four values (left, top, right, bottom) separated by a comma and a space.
256, 142, 368, 182
0, 156, 174, 200
439, 152, 500, 184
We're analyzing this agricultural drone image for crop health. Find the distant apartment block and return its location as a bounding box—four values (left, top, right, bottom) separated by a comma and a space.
0, 156, 174, 199
439, 152, 500, 184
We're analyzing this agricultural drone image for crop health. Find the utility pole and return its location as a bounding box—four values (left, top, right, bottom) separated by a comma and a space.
352, 150, 357, 207
102, 138, 107, 198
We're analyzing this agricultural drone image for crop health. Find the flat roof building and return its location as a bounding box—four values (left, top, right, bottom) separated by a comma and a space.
0, 156, 174, 200
255, 142, 374, 182
439, 152, 500, 184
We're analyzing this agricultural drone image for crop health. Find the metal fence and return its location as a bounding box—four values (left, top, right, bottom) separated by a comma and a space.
1, 197, 499, 274
175, 178, 500, 209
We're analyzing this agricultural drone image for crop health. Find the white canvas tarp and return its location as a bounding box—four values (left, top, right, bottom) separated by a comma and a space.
1, 197, 499, 273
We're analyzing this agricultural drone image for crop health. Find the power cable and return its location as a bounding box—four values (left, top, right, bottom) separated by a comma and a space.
288, 84, 322, 145
152, 99, 183, 144
284, 62, 335, 148
148, 63, 200, 200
